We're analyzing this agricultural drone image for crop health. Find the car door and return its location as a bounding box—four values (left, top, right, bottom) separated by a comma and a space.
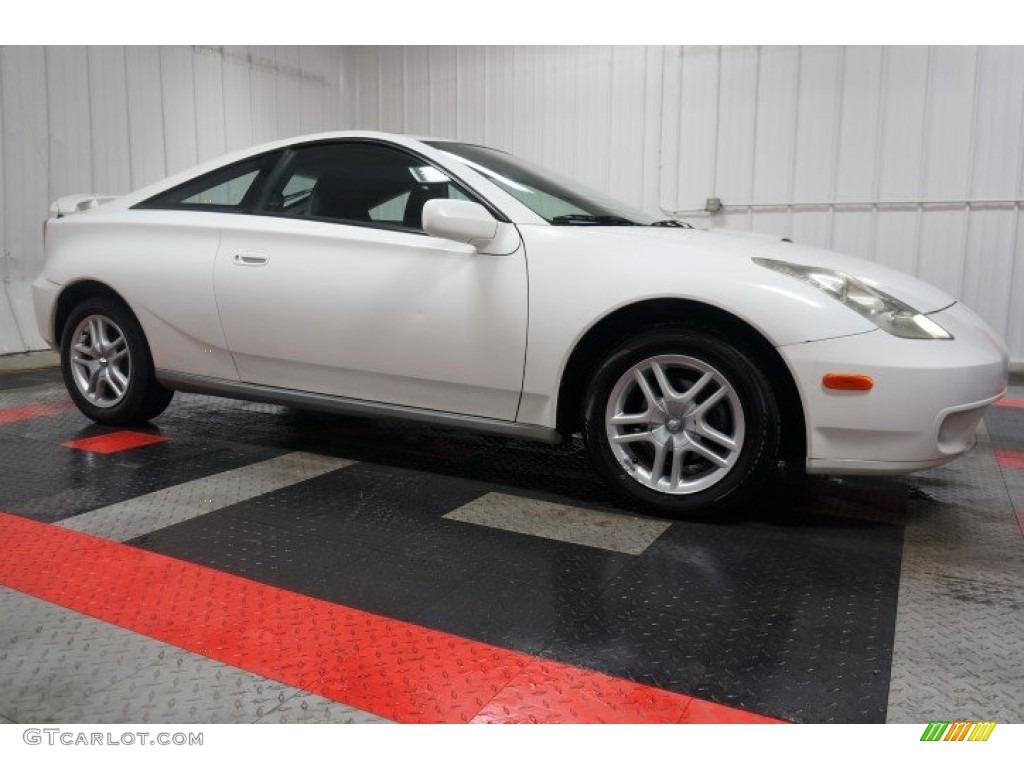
213, 140, 528, 421
126, 150, 283, 381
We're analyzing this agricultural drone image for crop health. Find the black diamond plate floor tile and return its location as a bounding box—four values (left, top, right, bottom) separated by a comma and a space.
985, 404, 1024, 452
132, 455, 902, 723
0, 368, 61, 391
3, 368, 915, 723
0, 430, 286, 524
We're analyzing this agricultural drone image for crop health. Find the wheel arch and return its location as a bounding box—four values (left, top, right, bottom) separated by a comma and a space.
555, 298, 807, 463
55, 279, 175, 424
54, 280, 140, 344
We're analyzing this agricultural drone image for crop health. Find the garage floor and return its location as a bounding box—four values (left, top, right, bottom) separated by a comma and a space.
1, 364, 1021, 724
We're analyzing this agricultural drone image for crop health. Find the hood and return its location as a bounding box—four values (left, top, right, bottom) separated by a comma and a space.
562, 226, 957, 314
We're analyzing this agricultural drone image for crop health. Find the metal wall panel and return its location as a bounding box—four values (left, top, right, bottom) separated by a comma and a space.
672, 47, 712, 212
340, 44, 1024, 363
483, 47, 515, 152
0, 53, 7, 353
3, 45, 1023, 363
835, 47, 883, 204
249, 46, 279, 148
353, 47, 381, 131
715, 46, 758, 219
455, 46, 487, 145
222, 46, 254, 151
428, 47, 457, 139
47, 47, 93, 206
86, 47, 132, 194
640, 46, 665, 214
540, 47, 570, 174
124, 46, 167, 190
274, 46, 302, 141
0, 45, 345, 353
1, 46, 50, 354
609, 46, 649, 207
792, 47, 843, 204
298, 47, 324, 134
1009, 211, 1024, 357
160, 46, 199, 175
752, 46, 799, 206
194, 47, 227, 163
375, 46, 402, 133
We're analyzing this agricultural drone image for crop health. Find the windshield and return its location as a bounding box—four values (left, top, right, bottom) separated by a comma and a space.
426, 141, 656, 226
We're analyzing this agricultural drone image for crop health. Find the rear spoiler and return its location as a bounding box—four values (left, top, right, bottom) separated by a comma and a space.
49, 194, 119, 218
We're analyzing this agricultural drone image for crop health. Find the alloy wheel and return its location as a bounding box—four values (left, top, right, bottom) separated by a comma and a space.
604, 354, 745, 494
68, 314, 132, 408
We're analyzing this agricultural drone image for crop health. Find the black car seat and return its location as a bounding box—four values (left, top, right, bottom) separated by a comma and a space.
307, 172, 371, 222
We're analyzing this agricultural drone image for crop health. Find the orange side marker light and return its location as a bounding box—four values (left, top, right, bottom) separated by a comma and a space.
822, 373, 874, 391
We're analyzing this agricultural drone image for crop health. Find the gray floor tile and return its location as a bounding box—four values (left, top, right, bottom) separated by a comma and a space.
444, 492, 671, 555
59, 452, 356, 541
888, 433, 1024, 723
0, 587, 387, 724
256, 691, 388, 724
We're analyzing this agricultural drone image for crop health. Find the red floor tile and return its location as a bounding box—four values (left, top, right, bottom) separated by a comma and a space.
995, 449, 1024, 470
0, 512, 785, 725
471, 658, 695, 724
994, 397, 1024, 409
0, 401, 75, 424
678, 698, 784, 724
62, 430, 168, 454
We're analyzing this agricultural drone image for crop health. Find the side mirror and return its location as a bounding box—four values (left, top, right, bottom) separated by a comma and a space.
422, 199, 498, 249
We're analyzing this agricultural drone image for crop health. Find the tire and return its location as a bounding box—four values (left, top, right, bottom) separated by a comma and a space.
582, 326, 781, 519
60, 296, 174, 426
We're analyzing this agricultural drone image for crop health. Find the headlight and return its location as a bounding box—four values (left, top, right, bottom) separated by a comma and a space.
753, 257, 953, 340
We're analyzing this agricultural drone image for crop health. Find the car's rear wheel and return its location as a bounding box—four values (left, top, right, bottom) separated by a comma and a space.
60, 297, 174, 425
582, 326, 780, 519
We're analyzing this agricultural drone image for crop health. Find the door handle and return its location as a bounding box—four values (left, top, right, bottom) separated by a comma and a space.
233, 251, 270, 267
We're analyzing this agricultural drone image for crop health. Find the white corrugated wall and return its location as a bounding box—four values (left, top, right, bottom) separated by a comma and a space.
340, 45, 1024, 364
0, 45, 345, 354
3, 46, 1022, 364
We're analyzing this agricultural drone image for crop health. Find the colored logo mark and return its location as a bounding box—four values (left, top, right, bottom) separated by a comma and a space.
920, 721, 997, 741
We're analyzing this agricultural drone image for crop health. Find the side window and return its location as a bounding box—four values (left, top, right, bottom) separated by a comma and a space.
181, 170, 259, 205
137, 153, 280, 210
259, 142, 480, 231
368, 191, 411, 223
279, 172, 317, 209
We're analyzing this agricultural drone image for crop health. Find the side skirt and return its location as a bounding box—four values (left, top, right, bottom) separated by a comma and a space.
156, 370, 563, 445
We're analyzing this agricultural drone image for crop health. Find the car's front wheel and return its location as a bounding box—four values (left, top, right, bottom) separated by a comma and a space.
60, 297, 174, 425
583, 326, 781, 519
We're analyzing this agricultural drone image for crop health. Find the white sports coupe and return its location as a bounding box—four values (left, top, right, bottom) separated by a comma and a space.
33, 131, 1009, 517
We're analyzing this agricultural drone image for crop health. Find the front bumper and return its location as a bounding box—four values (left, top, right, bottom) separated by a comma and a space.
780, 302, 1009, 475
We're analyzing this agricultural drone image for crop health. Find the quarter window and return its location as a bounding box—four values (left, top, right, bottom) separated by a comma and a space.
181, 170, 259, 205
137, 153, 280, 210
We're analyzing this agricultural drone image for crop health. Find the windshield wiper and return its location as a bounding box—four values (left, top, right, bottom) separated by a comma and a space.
650, 219, 694, 228
550, 214, 638, 226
